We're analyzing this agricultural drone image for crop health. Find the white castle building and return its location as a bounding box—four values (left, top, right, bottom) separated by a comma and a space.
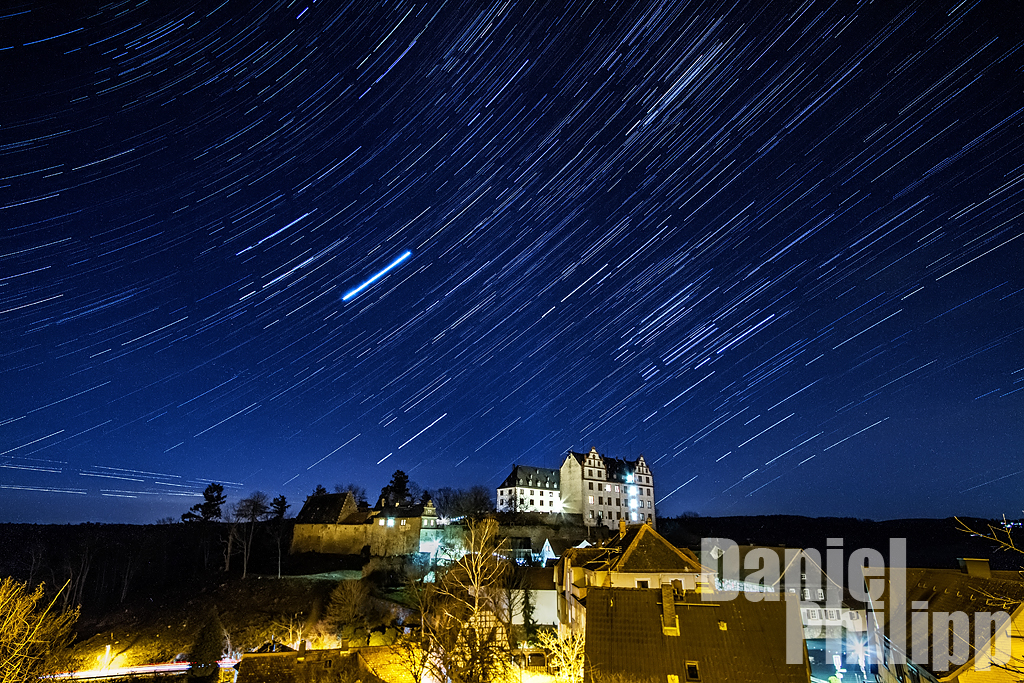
496, 447, 656, 530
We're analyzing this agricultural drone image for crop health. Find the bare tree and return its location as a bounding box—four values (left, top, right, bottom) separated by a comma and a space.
538, 629, 585, 683
334, 483, 368, 505
414, 518, 515, 683
235, 491, 271, 578
0, 578, 79, 682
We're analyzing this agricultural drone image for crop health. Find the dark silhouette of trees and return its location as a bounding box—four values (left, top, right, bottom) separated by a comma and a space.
189, 609, 226, 681
235, 492, 271, 579
182, 483, 228, 572
182, 483, 227, 522
270, 495, 291, 579
379, 470, 413, 507
307, 484, 329, 501
431, 486, 495, 520
334, 483, 368, 506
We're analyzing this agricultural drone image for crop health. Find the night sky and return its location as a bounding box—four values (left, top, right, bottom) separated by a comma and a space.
2, 0, 1022, 525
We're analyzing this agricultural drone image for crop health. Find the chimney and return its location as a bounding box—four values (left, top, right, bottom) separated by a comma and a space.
958, 558, 991, 578
661, 583, 679, 635
619, 518, 627, 539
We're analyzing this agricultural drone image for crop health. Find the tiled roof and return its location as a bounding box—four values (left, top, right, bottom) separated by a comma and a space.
294, 492, 363, 524
875, 567, 1024, 677
571, 523, 704, 574
614, 525, 703, 573
585, 588, 810, 683
498, 464, 561, 489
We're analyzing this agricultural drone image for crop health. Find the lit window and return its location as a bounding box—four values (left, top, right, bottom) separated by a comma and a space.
647, 501, 652, 508
588, 495, 594, 504
386, 518, 395, 527
614, 485, 620, 493
378, 519, 385, 526
605, 484, 611, 492
401, 519, 407, 526
817, 589, 825, 601
589, 510, 594, 519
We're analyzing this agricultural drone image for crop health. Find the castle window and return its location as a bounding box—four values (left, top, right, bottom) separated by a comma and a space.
685, 662, 700, 682
588, 495, 594, 504
378, 519, 385, 526
588, 482, 593, 490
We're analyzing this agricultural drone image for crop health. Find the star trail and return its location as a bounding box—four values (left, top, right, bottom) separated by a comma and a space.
1, 0, 1022, 523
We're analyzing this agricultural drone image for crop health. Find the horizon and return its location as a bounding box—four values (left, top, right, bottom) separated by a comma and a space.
2, 0, 1022, 525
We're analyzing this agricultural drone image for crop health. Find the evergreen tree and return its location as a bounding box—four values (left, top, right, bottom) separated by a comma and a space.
181, 483, 227, 522
189, 609, 225, 681
379, 470, 412, 506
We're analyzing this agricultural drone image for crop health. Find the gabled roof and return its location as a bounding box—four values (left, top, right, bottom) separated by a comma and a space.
585, 588, 810, 683
569, 523, 704, 574
614, 524, 704, 573
565, 447, 648, 479
294, 492, 366, 524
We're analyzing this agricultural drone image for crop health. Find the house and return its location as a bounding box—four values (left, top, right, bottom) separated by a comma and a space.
584, 586, 812, 683
700, 543, 869, 642
496, 447, 657, 531
555, 521, 713, 636
867, 559, 1024, 683
510, 566, 558, 627
290, 492, 442, 557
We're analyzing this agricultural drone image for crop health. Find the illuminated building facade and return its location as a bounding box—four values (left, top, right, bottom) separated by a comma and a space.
496, 447, 655, 531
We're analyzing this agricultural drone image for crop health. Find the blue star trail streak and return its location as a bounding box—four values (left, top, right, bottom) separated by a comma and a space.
342, 250, 413, 301
0, 0, 1021, 523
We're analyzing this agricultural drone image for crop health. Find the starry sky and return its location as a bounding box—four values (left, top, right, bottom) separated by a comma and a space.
2, 0, 1022, 525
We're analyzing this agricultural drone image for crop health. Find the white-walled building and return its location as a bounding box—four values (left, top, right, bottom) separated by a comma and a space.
496, 447, 656, 531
